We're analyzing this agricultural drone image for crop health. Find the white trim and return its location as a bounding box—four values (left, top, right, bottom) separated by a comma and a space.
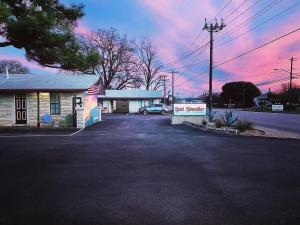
0, 134, 71, 138
12, 94, 16, 125
70, 128, 84, 136
0, 127, 85, 138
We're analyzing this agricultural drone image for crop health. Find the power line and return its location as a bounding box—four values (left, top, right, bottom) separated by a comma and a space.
214, 27, 300, 68
161, 40, 210, 69
161, 0, 234, 69
217, 0, 283, 42
181, 27, 300, 83
223, 0, 248, 21
216, 2, 300, 47
161, 43, 209, 73
213, 0, 233, 19
225, 0, 261, 25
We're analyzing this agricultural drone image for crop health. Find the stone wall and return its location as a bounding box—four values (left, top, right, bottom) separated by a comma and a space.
0, 92, 79, 127
171, 115, 208, 125
51, 93, 74, 126
0, 94, 14, 126
27, 93, 38, 126
27, 92, 76, 127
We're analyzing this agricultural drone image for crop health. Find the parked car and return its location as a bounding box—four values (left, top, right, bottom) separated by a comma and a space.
139, 104, 169, 115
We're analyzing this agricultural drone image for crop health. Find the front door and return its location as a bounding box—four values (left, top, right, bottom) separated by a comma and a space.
15, 94, 27, 124
115, 100, 129, 113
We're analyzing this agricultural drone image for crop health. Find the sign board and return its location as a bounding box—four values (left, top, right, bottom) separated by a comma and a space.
174, 103, 206, 116
272, 104, 284, 112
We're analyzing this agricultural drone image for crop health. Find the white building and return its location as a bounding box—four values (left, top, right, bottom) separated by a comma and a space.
98, 90, 164, 113
0, 73, 100, 128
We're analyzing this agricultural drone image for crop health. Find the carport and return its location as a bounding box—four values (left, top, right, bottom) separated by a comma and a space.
98, 90, 164, 113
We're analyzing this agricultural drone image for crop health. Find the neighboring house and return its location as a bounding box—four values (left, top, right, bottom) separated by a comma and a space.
98, 90, 164, 113
254, 88, 275, 107
0, 73, 99, 128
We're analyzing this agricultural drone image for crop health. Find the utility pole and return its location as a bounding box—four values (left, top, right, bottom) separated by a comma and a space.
162, 75, 167, 105
242, 82, 246, 108
290, 57, 294, 89
172, 70, 175, 114
203, 18, 226, 114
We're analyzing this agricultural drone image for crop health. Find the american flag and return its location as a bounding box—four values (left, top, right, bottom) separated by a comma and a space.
87, 82, 100, 95
87, 81, 105, 95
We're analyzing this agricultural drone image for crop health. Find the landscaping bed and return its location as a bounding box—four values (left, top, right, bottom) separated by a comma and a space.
183, 110, 300, 139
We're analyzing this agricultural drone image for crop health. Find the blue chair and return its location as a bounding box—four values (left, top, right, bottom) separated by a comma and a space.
42, 114, 52, 125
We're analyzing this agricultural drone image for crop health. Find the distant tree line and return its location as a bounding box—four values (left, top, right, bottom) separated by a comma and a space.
202, 81, 300, 109
0, 59, 29, 74
202, 81, 261, 107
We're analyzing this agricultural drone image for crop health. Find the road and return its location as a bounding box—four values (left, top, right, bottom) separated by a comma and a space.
215, 109, 300, 133
0, 114, 299, 225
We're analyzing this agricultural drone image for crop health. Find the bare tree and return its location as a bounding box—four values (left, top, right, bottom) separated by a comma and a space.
0, 59, 29, 74
135, 37, 164, 90
78, 28, 141, 89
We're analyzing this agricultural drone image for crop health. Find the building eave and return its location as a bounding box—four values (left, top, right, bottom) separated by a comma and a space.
0, 89, 87, 93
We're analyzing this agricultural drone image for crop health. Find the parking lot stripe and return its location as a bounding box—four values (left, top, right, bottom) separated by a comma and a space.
70, 128, 84, 136
0, 134, 71, 138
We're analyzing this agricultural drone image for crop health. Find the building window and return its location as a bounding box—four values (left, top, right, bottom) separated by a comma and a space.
50, 93, 61, 115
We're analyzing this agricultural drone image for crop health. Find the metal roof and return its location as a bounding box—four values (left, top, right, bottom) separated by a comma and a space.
0, 73, 98, 92
99, 90, 163, 99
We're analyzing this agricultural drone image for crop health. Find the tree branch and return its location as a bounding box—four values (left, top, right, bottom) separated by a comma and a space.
0, 41, 12, 47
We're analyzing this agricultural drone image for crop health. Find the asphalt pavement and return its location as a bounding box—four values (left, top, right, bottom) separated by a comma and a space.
215, 108, 300, 133
0, 114, 299, 225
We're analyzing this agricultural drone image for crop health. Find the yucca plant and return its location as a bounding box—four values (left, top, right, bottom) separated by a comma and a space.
221, 110, 238, 127
236, 120, 253, 132
214, 119, 224, 128
207, 110, 217, 122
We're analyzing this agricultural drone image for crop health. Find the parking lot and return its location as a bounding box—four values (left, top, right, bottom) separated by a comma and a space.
0, 114, 300, 225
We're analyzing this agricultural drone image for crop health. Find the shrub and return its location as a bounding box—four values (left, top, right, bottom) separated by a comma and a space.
236, 120, 253, 132
207, 110, 217, 122
202, 120, 207, 126
221, 110, 238, 127
214, 119, 224, 128
64, 114, 74, 127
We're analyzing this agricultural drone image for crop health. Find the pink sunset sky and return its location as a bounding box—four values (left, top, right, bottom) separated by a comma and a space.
1, 0, 300, 96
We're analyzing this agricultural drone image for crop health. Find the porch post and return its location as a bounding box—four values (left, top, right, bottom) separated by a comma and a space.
37, 92, 40, 127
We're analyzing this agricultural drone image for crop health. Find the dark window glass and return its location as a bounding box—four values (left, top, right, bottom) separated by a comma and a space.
50, 93, 61, 115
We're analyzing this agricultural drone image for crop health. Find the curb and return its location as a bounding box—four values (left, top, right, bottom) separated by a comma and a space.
183, 121, 238, 136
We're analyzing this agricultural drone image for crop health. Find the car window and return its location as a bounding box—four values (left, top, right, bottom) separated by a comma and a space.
154, 104, 162, 107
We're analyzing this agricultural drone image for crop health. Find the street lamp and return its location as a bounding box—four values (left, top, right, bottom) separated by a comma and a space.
273, 68, 290, 73
273, 68, 300, 89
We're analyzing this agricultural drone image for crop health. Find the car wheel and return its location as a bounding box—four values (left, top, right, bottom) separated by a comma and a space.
161, 110, 166, 115
142, 110, 148, 115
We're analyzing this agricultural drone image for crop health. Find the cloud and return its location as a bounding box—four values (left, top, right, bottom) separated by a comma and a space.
216, 10, 300, 91
137, 0, 300, 94
74, 20, 92, 35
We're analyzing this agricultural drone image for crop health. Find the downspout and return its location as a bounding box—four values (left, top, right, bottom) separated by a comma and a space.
37, 92, 40, 127
74, 92, 77, 128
